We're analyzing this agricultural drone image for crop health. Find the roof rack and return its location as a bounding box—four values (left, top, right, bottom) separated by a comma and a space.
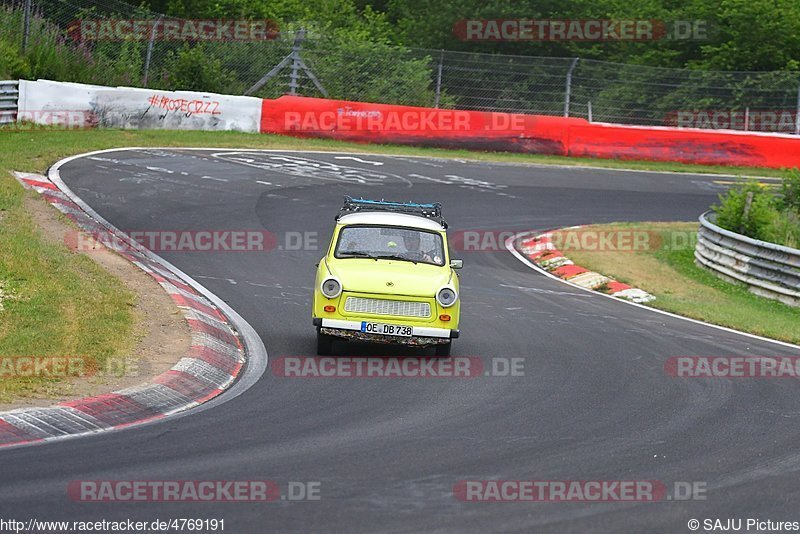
338, 196, 447, 228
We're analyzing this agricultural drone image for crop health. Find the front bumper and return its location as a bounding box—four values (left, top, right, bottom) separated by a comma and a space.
314, 318, 459, 346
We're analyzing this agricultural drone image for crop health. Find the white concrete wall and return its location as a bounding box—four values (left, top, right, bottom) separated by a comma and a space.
17, 80, 262, 133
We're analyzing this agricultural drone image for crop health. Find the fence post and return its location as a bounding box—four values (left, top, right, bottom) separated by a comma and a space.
744, 107, 749, 131
22, 0, 32, 53
587, 100, 593, 122
795, 83, 800, 135
564, 57, 579, 117
289, 29, 306, 96
245, 28, 326, 97
141, 15, 163, 88
434, 49, 444, 108
740, 191, 754, 234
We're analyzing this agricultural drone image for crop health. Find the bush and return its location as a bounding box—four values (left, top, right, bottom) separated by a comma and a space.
0, 6, 122, 86
713, 175, 800, 248
779, 169, 800, 214
761, 210, 800, 249
713, 181, 778, 239
0, 41, 30, 79
303, 29, 439, 106
162, 45, 238, 93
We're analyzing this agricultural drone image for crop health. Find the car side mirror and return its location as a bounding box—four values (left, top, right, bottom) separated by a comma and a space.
450, 259, 463, 269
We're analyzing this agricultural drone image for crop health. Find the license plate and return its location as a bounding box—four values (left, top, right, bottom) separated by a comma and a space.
361, 322, 413, 337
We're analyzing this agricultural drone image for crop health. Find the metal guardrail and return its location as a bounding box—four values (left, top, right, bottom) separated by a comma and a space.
0, 80, 19, 126
695, 211, 800, 307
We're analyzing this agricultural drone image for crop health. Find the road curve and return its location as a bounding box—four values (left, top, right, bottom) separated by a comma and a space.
2, 149, 798, 533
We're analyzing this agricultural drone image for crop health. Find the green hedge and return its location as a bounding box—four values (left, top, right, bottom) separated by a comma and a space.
713, 171, 800, 248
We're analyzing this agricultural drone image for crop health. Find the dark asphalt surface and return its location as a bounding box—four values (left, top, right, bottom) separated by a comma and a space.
2, 149, 798, 533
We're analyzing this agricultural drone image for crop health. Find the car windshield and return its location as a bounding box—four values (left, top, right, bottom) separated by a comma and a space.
335, 225, 446, 266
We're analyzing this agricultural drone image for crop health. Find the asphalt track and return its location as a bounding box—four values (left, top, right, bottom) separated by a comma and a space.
2, 149, 798, 533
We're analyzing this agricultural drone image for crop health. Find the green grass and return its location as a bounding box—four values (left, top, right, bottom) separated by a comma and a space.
565, 222, 800, 344
0, 169, 136, 402
0, 128, 797, 401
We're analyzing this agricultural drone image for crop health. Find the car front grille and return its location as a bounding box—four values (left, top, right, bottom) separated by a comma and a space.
344, 297, 431, 318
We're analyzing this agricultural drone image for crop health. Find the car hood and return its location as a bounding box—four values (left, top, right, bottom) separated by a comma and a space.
328, 258, 451, 297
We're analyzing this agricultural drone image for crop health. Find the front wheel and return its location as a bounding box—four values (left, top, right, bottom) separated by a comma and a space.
316, 330, 334, 356
434, 342, 452, 357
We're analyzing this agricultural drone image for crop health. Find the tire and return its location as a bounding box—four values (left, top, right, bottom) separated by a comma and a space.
434, 342, 452, 357
316, 330, 334, 356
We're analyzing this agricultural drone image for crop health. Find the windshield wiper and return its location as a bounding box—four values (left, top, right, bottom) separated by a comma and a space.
341, 251, 378, 259
374, 254, 417, 264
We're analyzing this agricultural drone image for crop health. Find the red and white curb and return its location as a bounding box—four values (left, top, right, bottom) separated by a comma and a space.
514, 226, 656, 304
1, 172, 248, 448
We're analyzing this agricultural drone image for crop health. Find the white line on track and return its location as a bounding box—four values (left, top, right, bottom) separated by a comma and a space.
504, 231, 800, 350
94, 146, 781, 181
333, 156, 384, 166
41, 148, 269, 446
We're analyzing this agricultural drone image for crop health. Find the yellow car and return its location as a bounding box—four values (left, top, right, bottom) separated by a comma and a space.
312, 197, 462, 356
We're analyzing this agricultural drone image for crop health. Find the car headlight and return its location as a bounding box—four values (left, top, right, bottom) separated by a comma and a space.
436, 286, 458, 307
320, 277, 342, 299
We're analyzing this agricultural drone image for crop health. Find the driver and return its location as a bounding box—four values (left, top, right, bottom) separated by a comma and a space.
403, 233, 436, 263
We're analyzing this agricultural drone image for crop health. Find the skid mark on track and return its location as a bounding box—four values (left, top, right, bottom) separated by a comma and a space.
195, 275, 238, 285
408, 173, 518, 199
86, 153, 248, 194
499, 283, 592, 297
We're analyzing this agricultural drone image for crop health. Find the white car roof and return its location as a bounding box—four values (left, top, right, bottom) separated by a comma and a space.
337, 212, 445, 232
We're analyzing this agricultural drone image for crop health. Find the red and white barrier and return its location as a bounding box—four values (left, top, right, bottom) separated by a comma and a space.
260, 95, 582, 155
259, 95, 800, 169
14, 79, 800, 168
567, 121, 800, 168
516, 229, 656, 303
